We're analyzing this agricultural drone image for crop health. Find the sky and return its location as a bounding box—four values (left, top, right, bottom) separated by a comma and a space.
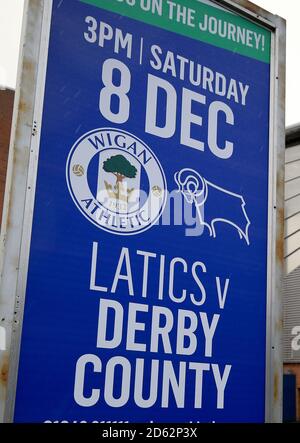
0, 0, 299, 126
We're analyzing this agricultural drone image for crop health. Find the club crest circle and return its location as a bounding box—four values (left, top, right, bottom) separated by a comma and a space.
66, 128, 167, 235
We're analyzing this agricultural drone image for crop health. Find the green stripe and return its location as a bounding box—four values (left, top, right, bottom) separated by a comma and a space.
79, 0, 271, 63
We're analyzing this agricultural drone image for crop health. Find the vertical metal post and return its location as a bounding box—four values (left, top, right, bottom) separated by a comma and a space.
0, 0, 44, 423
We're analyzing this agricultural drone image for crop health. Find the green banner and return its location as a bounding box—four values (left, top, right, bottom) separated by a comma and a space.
79, 0, 271, 63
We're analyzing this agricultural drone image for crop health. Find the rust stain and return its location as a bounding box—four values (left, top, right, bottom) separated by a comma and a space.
5, 85, 35, 231
233, 0, 267, 17
276, 238, 284, 264
0, 354, 9, 387
276, 206, 284, 263
6, 213, 12, 231
5, 182, 14, 231
18, 100, 28, 114
273, 372, 279, 403
22, 60, 35, 76
276, 318, 284, 331
277, 206, 284, 229
277, 165, 284, 187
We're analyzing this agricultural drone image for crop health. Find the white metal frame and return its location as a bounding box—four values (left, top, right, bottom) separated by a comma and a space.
0, 0, 286, 423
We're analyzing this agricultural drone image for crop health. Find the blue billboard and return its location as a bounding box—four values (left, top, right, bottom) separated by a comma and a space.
13, 0, 272, 422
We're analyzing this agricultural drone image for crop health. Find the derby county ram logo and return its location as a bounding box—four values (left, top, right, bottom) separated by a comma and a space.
66, 128, 167, 235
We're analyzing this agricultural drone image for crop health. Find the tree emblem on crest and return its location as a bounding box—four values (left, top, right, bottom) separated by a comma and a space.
103, 154, 137, 202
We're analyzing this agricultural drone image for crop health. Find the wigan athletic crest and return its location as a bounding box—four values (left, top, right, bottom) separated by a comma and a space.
66, 128, 167, 234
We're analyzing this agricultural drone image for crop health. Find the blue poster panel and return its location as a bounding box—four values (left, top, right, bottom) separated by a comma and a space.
13, 0, 271, 423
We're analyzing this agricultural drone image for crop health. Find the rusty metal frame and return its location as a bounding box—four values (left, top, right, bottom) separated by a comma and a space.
215, 2, 286, 424
0, 0, 285, 423
0, 0, 50, 422
264, 9, 286, 423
